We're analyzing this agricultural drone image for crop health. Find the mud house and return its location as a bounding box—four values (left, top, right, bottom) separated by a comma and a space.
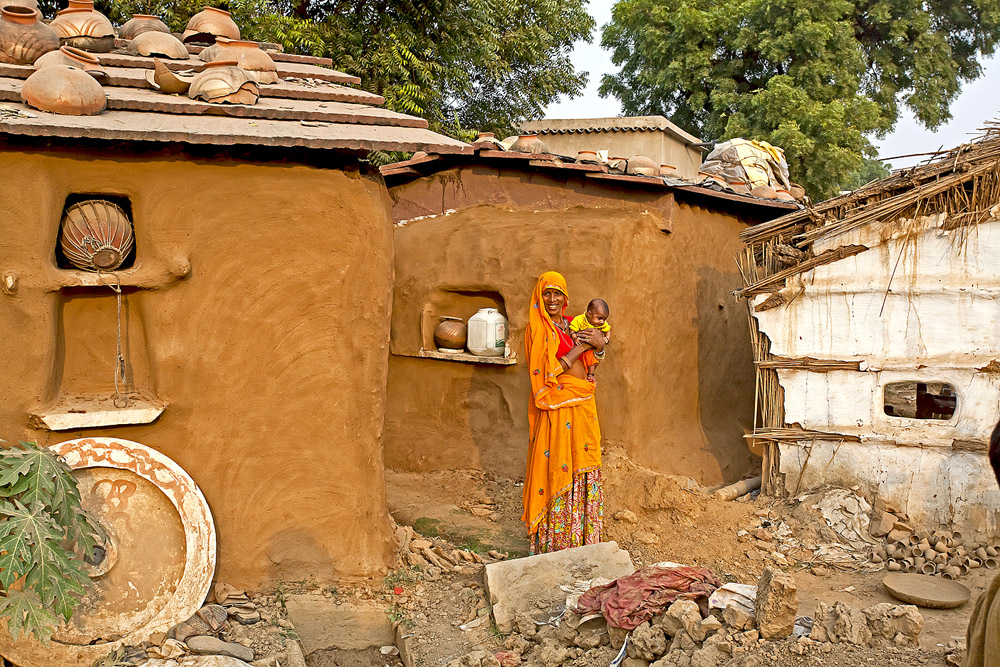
0, 45, 467, 593
737, 128, 1000, 537
517, 116, 707, 180
380, 146, 797, 487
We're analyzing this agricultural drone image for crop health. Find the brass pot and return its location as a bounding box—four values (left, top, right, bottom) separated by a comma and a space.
182, 6, 240, 44
199, 37, 278, 83
34, 44, 107, 81
21, 63, 106, 115
128, 31, 188, 59
0, 6, 57, 65
59, 199, 134, 271
120, 13, 169, 40
50, 6, 114, 52
188, 60, 258, 104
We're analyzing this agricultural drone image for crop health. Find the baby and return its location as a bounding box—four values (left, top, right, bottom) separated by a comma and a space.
569, 299, 611, 381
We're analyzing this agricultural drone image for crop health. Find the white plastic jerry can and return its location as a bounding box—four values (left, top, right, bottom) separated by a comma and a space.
467, 308, 508, 357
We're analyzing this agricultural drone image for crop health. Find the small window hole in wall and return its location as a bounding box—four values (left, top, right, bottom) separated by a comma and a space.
883, 381, 958, 420
56, 194, 136, 272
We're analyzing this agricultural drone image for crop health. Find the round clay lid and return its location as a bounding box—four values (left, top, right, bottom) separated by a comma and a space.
883, 573, 971, 609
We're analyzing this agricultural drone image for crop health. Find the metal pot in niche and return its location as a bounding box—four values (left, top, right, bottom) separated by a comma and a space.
59, 199, 134, 271
433, 316, 466, 354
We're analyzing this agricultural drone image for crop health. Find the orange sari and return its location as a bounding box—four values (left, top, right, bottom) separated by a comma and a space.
521, 271, 603, 552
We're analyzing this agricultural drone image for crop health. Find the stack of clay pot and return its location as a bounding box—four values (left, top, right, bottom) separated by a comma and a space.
875, 528, 999, 579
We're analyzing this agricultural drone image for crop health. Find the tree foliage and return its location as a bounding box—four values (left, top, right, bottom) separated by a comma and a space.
600, 0, 1000, 198
0, 441, 102, 644
98, 0, 594, 137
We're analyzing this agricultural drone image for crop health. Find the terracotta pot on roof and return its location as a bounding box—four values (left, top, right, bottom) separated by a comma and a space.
2, 0, 39, 17
144, 57, 195, 94
626, 155, 659, 177
199, 37, 277, 83
21, 64, 106, 115
508, 133, 548, 154
0, 6, 57, 65
182, 6, 240, 44
188, 60, 258, 104
50, 7, 115, 52
127, 30, 188, 59
35, 44, 107, 81
120, 13, 170, 40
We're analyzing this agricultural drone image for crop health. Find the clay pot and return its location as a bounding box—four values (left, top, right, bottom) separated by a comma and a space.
198, 37, 277, 83
188, 60, 258, 104
659, 164, 679, 177
50, 7, 114, 52
988, 546, 998, 557
576, 150, 600, 165
0, 6, 57, 65
626, 155, 659, 177
775, 188, 796, 201
34, 45, 106, 80
987, 557, 1000, 569
869, 552, 883, 563
941, 566, 961, 580
886, 560, 901, 571
920, 561, 937, 575
750, 184, 778, 199
21, 64, 106, 115
508, 133, 548, 154
3, 0, 39, 16
728, 179, 751, 195
433, 317, 467, 351
128, 31, 187, 59
144, 57, 194, 94
60, 199, 133, 271
182, 6, 240, 44
607, 157, 627, 172
119, 14, 169, 40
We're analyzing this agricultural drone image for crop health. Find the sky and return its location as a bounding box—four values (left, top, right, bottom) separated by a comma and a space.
542, 0, 1000, 169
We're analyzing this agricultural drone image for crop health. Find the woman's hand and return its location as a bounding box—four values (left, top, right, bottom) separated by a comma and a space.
575, 328, 606, 352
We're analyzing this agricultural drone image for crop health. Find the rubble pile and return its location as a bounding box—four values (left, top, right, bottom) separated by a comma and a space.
446, 565, 923, 667
396, 524, 508, 580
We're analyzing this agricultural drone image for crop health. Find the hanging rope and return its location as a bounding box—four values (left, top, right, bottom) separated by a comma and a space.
98, 272, 131, 408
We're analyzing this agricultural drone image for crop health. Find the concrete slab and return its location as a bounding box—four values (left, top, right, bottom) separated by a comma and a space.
284, 595, 395, 654
485, 541, 635, 632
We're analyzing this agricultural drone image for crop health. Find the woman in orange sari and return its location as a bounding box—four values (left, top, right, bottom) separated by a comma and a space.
522, 271, 606, 553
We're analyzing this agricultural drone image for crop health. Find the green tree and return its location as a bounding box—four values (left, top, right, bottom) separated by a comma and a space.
100, 0, 594, 137
600, 0, 1000, 198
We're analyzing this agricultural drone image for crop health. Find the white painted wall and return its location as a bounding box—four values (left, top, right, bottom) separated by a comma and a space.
753, 213, 1000, 536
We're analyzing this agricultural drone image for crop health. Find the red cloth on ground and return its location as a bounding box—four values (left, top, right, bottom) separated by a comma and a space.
575, 566, 721, 630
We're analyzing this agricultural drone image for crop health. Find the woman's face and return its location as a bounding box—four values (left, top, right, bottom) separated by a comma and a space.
541, 288, 566, 317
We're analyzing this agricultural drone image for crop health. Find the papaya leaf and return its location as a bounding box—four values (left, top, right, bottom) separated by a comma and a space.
0, 500, 48, 588
0, 589, 60, 645
25, 518, 90, 620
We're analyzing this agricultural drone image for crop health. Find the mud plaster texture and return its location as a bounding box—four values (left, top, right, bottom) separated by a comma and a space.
0, 141, 396, 588
384, 164, 779, 485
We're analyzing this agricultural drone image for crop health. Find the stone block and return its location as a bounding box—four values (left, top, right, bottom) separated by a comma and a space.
485, 541, 634, 632
754, 568, 797, 640
284, 595, 395, 654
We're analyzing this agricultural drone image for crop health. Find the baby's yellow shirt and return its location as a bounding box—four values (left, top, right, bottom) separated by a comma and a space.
569, 313, 611, 333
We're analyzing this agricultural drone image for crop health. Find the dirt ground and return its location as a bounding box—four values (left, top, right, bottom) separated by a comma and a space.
384, 446, 986, 666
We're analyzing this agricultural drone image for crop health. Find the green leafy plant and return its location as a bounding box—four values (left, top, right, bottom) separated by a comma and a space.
0, 441, 103, 644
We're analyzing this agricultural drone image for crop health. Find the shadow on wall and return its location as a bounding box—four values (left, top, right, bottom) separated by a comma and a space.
695, 265, 758, 481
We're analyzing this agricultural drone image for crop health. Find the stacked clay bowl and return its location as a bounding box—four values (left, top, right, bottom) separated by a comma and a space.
199, 37, 278, 83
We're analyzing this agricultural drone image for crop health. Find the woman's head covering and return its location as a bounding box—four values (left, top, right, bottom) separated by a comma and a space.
533, 270, 569, 321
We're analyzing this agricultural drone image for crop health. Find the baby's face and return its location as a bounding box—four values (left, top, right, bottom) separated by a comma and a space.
587, 307, 608, 328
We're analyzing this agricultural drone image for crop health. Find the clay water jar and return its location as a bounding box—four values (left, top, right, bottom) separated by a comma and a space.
21, 64, 106, 115
50, 6, 114, 52
35, 45, 106, 80
659, 164, 679, 177
0, 6, 57, 64
59, 199, 134, 270
188, 59, 258, 104
576, 150, 600, 164
2, 0, 39, 16
182, 6, 240, 44
128, 30, 187, 59
776, 187, 796, 201
199, 37, 278, 83
119, 13, 169, 40
728, 178, 751, 194
751, 184, 778, 199
433, 317, 466, 351
508, 133, 548, 154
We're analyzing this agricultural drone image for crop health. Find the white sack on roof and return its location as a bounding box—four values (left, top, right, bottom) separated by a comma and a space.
700, 138, 790, 189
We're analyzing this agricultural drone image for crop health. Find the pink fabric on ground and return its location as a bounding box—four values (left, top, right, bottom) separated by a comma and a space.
575, 565, 721, 629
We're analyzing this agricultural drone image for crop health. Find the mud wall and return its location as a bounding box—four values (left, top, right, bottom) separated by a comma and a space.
0, 142, 396, 589
384, 165, 764, 484
535, 134, 703, 180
